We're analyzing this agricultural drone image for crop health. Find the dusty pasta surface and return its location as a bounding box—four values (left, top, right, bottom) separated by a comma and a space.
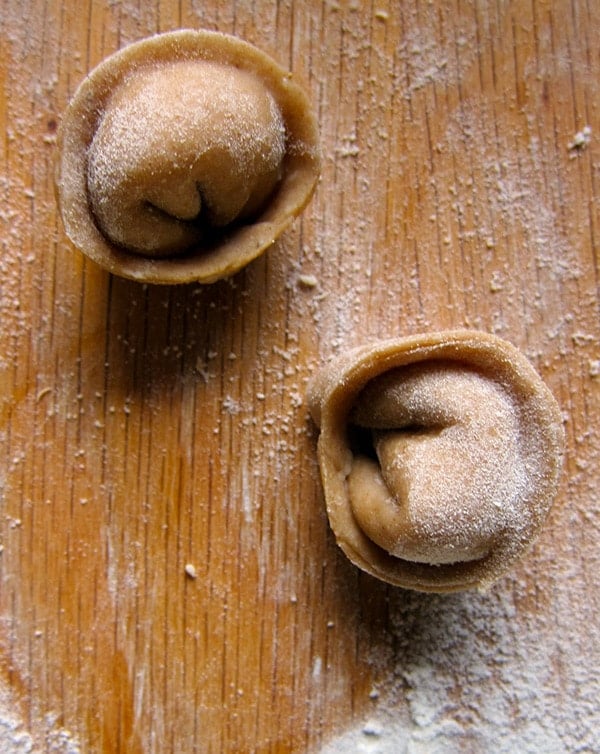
56, 30, 320, 283
307, 331, 565, 592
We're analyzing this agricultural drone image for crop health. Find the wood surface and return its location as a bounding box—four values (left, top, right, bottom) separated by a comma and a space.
1, 1, 598, 752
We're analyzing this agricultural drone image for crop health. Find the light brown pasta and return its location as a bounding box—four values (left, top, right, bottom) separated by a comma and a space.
55, 30, 320, 284
307, 331, 565, 592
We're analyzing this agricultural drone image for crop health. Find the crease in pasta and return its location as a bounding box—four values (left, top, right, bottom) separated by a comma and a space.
307, 331, 565, 593
55, 30, 320, 284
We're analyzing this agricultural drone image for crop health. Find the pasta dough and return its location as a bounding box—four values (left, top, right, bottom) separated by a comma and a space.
307, 331, 565, 593
56, 30, 320, 284
87, 60, 286, 257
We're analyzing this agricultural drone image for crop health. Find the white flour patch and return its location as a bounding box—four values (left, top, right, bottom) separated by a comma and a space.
320, 585, 600, 753
395, 22, 478, 97
0, 679, 81, 753
0, 705, 33, 754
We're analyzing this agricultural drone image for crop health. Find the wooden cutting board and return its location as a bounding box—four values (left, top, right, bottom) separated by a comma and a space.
1, 1, 598, 752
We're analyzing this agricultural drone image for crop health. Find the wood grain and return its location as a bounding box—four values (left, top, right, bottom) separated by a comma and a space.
1, 1, 598, 752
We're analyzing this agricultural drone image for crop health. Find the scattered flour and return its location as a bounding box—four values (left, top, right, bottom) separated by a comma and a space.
1, 3, 597, 753
321, 585, 599, 754
0, 705, 33, 754
0, 679, 81, 754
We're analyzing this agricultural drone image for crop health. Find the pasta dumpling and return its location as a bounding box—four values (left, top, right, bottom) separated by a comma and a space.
307, 331, 564, 592
56, 30, 320, 284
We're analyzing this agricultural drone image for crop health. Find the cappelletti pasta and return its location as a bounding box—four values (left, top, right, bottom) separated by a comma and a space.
56, 30, 320, 284
307, 331, 564, 593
